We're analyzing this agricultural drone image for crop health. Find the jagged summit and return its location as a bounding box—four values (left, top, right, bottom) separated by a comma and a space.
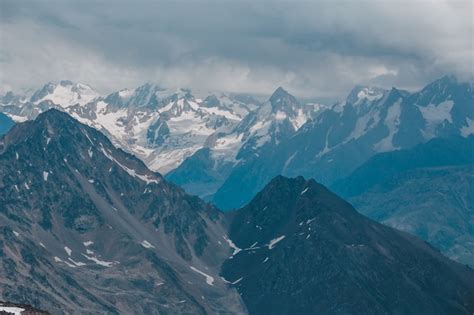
269, 86, 289, 100
268, 86, 300, 112
1, 108, 162, 185
434, 74, 458, 85
29, 80, 99, 108
346, 85, 386, 105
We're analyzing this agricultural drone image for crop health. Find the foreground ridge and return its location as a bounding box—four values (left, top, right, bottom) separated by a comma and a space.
222, 176, 474, 315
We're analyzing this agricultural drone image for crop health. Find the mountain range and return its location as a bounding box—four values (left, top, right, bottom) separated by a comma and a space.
1, 76, 473, 265
1, 109, 473, 314
2, 76, 472, 210
0, 80, 262, 175
211, 75, 474, 210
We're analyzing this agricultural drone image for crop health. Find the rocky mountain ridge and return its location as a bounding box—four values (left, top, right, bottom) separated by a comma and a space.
0, 109, 244, 314
1, 110, 474, 314
1, 76, 472, 210
212, 75, 474, 209
221, 176, 474, 314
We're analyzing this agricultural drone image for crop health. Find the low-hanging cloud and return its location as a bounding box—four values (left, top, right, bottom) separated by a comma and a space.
0, 0, 472, 99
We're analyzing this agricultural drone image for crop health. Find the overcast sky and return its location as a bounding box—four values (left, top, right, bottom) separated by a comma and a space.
0, 0, 472, 99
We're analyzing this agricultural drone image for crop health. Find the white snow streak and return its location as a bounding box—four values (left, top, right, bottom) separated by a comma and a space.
223, 236, 242, 256
373, 99, 401, 152
100, 145, 159, 184
268, 235, 286, 250
140, 240, 155, 249
0, 305, 24, 315
231, 277, 243, 284
53, 256, 77, 268
461, 118, 474, 137
418, 100, 454, 139
190, 266, 215, 286
82, 254, 115, 267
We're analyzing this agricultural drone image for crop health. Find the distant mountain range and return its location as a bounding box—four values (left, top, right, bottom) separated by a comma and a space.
211, 75, 474, 210
167, 86, 319, 199
1, 76, 473, 268
0, 80, 263, 174
1, 110, 473, 314
333, 136, 474, 267
2, 76, 472, 209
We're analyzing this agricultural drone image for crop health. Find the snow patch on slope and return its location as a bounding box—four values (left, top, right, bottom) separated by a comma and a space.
268, 235, 286, 250
418, 100, 454, 139
190, 266, 215, 286
140, 240, 155, 249
34, 82, 99, 107
373, 99, 402, 152
461, 118, 474, 137
0, 305, 24, 315
100, 145, 159, 184
82, 254, 116, 267
300, 187, 309, 195
224, 236, 242, 256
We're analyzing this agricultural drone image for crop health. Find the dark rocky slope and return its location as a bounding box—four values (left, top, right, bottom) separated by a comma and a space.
222, 176, 474, 315
2, 109, 474, 315
0, 109, 244, 314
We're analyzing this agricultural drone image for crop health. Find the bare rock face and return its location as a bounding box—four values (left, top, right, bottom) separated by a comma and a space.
222, 176, 474, 315
0, 109, 245, 314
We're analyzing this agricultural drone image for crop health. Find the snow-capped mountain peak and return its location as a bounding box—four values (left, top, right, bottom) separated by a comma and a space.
104, 83, 165, 109
346, 85, 386, 106
30, 80, 99, 108
0, 80, 269, 174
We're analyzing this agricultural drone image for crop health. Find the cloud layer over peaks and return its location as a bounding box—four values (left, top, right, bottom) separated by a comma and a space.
1, 0, 472, 99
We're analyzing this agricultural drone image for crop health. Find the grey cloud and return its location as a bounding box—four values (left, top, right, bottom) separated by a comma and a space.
0, 0, 472, 99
